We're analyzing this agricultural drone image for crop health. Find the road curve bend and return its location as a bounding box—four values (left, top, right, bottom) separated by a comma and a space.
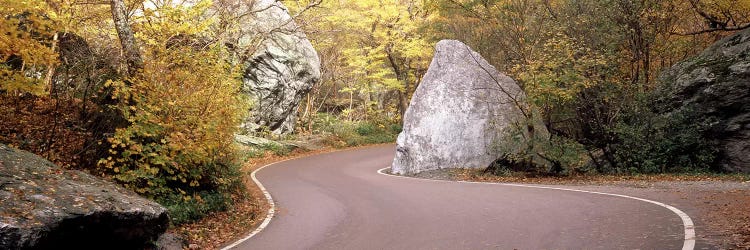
225, 144, 694, 250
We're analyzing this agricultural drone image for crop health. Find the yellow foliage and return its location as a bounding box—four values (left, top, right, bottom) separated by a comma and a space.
99, 1, 248, 198
515, 33, 610, 105
289, 0, 432, 119
0, 0, 59, 95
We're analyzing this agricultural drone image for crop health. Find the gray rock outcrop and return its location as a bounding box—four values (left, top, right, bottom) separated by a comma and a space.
391, 40, 539, 175
656, 28, 750, 172
237, 0, 321, 134
0, 144, 169, 249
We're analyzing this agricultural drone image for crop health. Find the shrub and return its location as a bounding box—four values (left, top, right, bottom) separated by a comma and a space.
490, 125, 589, 176
536, 136, 590, 175
355, 122, 377, 136
612, 106, 717, 173
389, 123, 403, 134
490, 107, 716, 176
98, 2, 248, 224
157, 190, 235, 225
100, 43, 246, 194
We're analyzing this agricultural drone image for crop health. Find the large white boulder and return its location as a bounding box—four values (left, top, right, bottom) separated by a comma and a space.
391, 40, 532, 175
238, 0, 321, 134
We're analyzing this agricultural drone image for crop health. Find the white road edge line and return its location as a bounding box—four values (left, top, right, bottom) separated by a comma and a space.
220, 158, 287, 250
377, 167, 696, 250
222, 145, 390, 250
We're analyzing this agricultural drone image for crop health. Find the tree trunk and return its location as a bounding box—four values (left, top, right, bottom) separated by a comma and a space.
44, 32, 59, 94
110, 0, 142, 75
384, 47, 410, 122
397, 87, 408, 121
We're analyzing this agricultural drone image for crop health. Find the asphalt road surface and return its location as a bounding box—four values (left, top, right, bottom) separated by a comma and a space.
229, 144, 690, 249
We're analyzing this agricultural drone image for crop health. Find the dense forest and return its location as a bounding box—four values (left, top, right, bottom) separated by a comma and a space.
2, 0, 748, 225
290, 0, 747, 174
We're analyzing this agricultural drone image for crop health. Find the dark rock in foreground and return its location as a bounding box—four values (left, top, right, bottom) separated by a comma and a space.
657, 28, 750, 172
0, 144, 169, 249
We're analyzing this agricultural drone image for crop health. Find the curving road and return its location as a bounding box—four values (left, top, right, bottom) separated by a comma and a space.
227, 144, 692, 249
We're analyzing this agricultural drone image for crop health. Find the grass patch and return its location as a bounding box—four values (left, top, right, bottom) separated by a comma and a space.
242, 142, 296, 159
158, 191, 233, 225
259, 143, 293, 156
312, 114, 400, 147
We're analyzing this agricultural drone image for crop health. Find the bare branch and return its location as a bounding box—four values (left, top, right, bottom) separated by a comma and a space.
675, 0, 750, 35
463, 44, 529, 118
673, 24, 750, 36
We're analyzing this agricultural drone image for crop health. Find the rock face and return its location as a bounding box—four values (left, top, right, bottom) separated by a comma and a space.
0, 144, 169, 249
656, 28, 750, 172
238, 0, 321, 134
391, 40, 533, 175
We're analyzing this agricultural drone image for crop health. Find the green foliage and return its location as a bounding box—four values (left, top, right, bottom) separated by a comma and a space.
389, 123, 403, 134
259, 143, 292, 156
426, 0, 739, 176
245, 148, 266, 159
312, 113, 399, 147
493, 100, 717, 176
242, 142, 294, 158
491, 117, 589, 176
157, 190, 235, 225
514, 33, 612, 109
537, 137, 591, 175
612, 106, 718, 174
355, 122, 377, 136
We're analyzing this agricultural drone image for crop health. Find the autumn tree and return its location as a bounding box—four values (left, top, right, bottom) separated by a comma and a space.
99, 0, 248, 223
0, 0, 59, 95
288, 0, 432, 125
110, 0, 142, 75
678, 0, 750, 35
